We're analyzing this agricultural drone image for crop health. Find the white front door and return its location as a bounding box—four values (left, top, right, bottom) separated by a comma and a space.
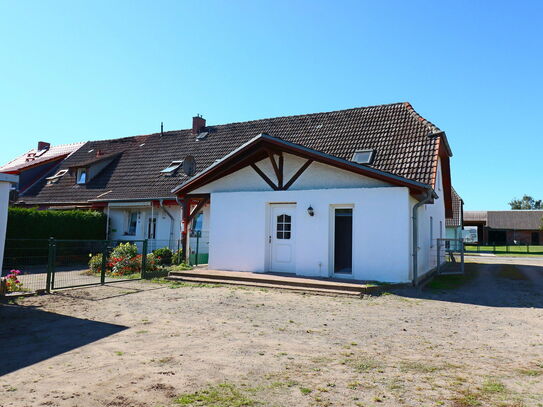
269, 204, 296, 273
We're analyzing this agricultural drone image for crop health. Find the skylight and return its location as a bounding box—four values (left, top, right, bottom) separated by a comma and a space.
196, 132, 209, 141
352, 149, 376, 165
46, 169, 68, 185
160, 160, 183, 173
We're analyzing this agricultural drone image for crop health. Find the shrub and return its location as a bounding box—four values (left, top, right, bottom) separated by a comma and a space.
110, 242, 138, 260
108, 254, 141, 276
172, 249, 184, 265
145, 253, 159, 271
152, 247, 173, 265
88, 253, 103, 273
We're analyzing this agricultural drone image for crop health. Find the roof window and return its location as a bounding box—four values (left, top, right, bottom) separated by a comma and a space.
196, 131, 209, 141
352, 149, 376, 165
76, 168, 87, 184
160, 160, 183, 174
46, 169, 68, 185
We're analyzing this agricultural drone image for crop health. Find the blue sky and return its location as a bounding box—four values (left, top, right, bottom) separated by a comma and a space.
1, 0, 542, 210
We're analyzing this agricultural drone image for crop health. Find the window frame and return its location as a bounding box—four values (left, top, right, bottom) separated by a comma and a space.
76, 168, 87, 184
276, 214, 292, 240
351, 149, 376, 165
125, 211, 138, 236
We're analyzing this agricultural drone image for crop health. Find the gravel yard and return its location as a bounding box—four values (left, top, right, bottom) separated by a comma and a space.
1, 259, 543, 407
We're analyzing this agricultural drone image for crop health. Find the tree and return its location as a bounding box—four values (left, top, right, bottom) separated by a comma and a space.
509, 195, 542, 210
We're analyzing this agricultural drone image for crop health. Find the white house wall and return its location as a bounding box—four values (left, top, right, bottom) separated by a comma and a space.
209, 187, 412, 283
107, 204, 183, 252
410, 159, 446, 279
192, 153, 390, 194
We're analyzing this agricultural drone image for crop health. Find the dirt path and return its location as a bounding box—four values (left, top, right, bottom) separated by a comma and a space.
1, 261, 543, 407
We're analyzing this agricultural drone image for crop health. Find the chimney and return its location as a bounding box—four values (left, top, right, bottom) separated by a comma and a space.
96, 149, 103, 157
37, 141, 50, 151
192, 115, 206, 135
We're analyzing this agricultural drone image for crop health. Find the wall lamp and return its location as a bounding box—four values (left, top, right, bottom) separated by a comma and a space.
307, 205, 314, 217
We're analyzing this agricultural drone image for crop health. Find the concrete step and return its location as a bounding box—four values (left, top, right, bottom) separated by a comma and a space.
168, 269, 384, 295
165, 275, 364, 297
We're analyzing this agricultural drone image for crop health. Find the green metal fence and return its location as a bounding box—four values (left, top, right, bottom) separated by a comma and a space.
1, 238, 172, 294
464, 244, 543, 255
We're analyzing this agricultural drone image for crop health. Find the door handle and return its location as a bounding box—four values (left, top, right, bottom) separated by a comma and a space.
268, 235, 271, 244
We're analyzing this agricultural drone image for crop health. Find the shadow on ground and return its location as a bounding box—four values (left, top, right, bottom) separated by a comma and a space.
0, 303, 126, 376
394, 261, 543, 308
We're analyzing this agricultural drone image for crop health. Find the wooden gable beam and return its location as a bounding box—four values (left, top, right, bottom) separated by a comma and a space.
283, 159, 313, 190
188, 197, 209, 223
250, 163, 279, 191
267, 150, 283, 189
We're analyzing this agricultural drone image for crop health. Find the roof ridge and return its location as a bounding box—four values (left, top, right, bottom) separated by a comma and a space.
129, 102, 410, 138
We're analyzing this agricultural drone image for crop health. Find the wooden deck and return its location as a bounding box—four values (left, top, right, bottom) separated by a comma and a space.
167, 269, 392, 297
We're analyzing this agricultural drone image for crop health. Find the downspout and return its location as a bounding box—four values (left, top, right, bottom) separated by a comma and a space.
159, 199, 175, 249
412, 188, 435, 286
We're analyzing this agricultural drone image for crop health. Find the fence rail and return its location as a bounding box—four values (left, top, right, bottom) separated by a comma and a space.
464, 244, 543, 255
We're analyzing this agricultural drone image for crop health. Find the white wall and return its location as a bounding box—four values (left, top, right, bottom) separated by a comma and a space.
209, 187, 412, 283
107, 203, 183, 252
0, 174, 18, 272
410, 159, 446, 279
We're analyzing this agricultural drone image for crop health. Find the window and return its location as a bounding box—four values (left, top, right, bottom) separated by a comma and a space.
190, 213, 203, 237
46, 169, 68, 185
147, 217, 156, 239
352, 149, 376, 164
160, 160, 183, 174
76, 168, 87, 184
430, 216, 434, 248
276, 214, 291, 239
126, 212, 138, 236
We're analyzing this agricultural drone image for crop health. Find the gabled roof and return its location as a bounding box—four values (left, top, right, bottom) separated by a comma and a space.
0, 142, 85, 174
16, 102, 452, 205
173, 133, 431, 196
465, 210, 543, 230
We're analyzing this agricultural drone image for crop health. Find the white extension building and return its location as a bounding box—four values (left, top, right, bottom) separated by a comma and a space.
174, 130, 453, 284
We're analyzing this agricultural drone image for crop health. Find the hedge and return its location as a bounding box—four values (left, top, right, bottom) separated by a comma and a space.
6, 207, 107, 240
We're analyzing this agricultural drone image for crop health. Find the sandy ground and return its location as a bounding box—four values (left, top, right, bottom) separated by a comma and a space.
1, 258, 543, 407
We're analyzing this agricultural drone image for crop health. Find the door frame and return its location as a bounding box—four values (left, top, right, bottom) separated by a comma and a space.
328, 204, 355, 278
266, 202, 297, 273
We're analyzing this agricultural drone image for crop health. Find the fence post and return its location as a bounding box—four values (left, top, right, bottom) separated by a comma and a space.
194, 232, 200, 267
46, 237, 54, 293
141, 239, 148, 279
527, 244, 530, 253
436, 239, 441, 274
100, 240, 108, 285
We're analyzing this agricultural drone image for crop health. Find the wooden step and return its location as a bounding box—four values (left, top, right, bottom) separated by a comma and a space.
165, 275, 364, 297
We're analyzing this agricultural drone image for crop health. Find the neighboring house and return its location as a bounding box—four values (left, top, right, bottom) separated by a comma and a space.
445, 187, 464, 250
4, 102, 454, 283
172, 103, 453, 284
0, 141, 84, 201
464, 210, 543, 245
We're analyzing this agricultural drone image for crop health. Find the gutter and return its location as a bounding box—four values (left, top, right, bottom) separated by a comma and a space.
412, 188, 436, 286
159, 199, 175, 247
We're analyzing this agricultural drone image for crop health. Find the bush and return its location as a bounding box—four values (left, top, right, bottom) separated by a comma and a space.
152, 247, 173, 265
110, 242, 138, 259
172, 249, 184, 265
7, 207, 106, 239
88, 253, 103, 273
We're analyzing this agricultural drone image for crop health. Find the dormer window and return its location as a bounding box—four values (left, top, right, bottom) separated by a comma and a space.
160, 160, 183, 174
46, 169, 68, 185
76, 168, 87, 184
352, 149, 376, 165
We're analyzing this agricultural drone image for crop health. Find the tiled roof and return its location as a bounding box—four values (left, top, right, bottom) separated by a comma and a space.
18, 102, 447, 204
445, 187, 463, 227
465, 211, 543, 230
0, 142, 85, 173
